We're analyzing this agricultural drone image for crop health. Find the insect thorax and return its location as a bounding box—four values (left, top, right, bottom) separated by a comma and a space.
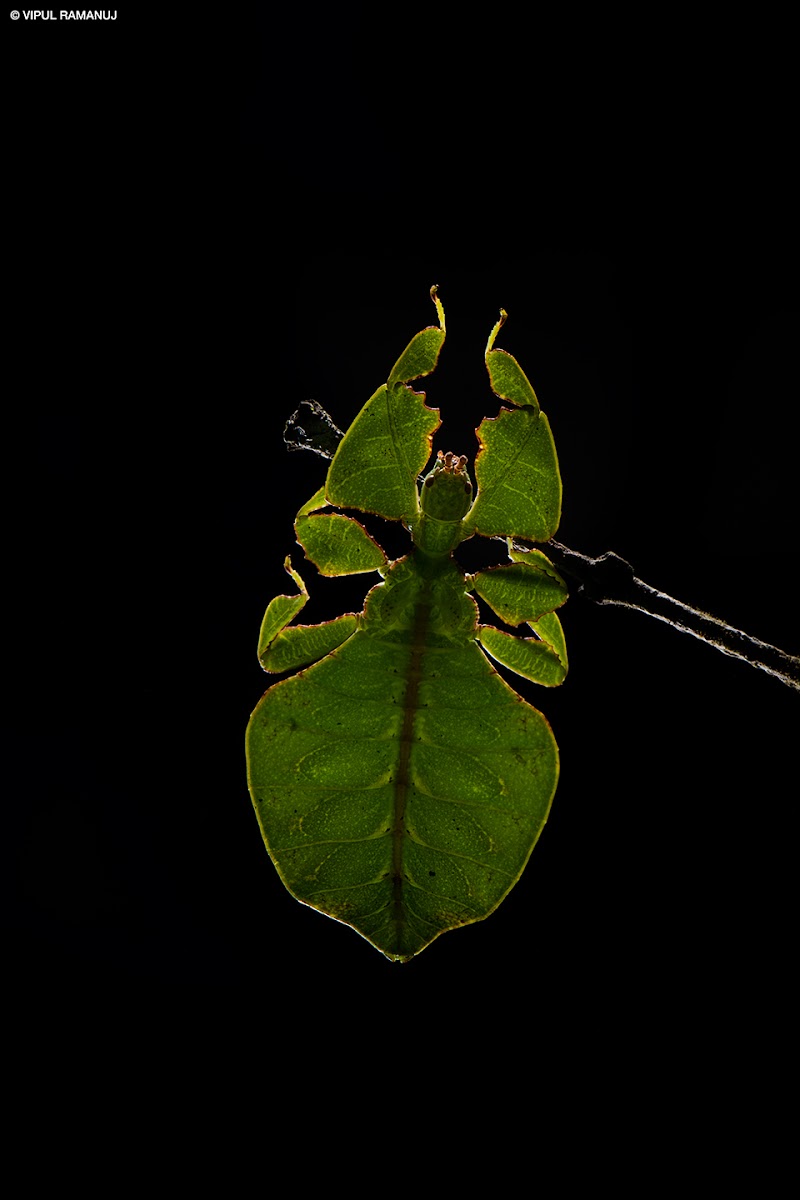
362, 555, 477, 643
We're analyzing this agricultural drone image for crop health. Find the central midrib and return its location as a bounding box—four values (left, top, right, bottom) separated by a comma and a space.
391, 588, 431, 935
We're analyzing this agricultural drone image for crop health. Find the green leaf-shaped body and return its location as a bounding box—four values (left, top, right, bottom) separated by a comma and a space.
247, 289, 568, 960
247, 557, 559, 961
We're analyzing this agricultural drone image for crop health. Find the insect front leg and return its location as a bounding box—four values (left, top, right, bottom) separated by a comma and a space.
461, 308, 561, 544
324, 287, 446, 523
294, 486, 387, 577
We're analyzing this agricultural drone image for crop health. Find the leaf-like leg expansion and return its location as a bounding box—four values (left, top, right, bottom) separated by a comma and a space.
478, 620, 568, 687
501, 543, 567, 672
325, 287, 445, 522
257, 556, 358, 672
463, 309, 562, 542
465, 407, 561, 542
471, 560, 567, 626
530, 611, 568, 675
470, 547, 568, 685
484, 308, 540, 413
295, 486, 387, 576
257, 556, 308, 652
261, 616, 359, 673
387, 285, 446, 385
506, 542, 565, 579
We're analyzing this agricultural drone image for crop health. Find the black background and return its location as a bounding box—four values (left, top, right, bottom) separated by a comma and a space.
6, 7, 798, 1129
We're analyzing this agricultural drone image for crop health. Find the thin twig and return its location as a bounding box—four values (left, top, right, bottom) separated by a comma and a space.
541, 541, 800, 691
284, 400, 345, 459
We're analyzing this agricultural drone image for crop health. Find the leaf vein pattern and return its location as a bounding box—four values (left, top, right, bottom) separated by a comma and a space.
403, 879, 483, 914
406, 837, 515, 875
275, 834, 391, 851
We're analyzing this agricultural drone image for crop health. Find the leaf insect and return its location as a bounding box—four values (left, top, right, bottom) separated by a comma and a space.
246, 287, 568, 961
